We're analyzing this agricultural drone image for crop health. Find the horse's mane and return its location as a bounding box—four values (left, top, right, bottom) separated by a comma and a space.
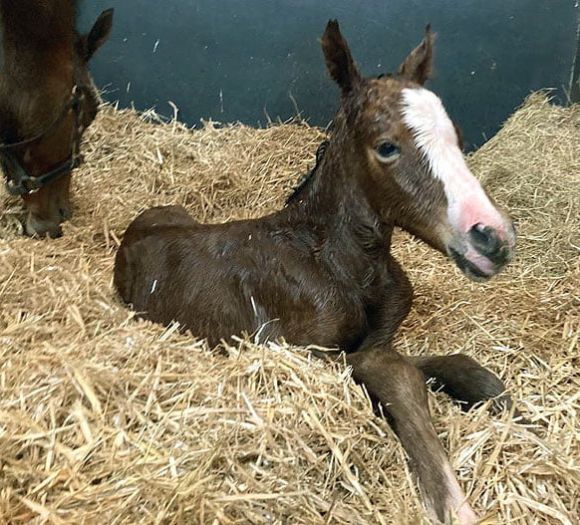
285, 74, 397, 205
285, 139, 329, 206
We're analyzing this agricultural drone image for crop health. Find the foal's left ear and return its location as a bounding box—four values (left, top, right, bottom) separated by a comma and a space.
321, 20, 362, 94
84, 8, 114, 62
398, 24, 435, 85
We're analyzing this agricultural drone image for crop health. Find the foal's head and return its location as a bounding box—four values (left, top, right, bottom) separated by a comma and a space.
321, 21, 516, 280
0, 6, 114, 238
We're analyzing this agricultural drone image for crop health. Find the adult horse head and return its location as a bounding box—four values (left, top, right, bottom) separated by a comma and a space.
0, 1, 113, 237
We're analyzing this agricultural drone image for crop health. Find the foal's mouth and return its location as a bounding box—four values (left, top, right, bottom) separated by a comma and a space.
447, 222, 516, 282
448, 246, 511, 282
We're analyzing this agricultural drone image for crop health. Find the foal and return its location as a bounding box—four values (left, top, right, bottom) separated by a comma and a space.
114, 22, 516, 524
0, 1, 113, 237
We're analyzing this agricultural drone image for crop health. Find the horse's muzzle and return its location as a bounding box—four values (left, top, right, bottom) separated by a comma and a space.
448, 221, 516, 282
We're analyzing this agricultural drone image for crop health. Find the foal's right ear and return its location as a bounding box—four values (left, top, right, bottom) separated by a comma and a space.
321, 20, 362, 94
398, 24, 435, 85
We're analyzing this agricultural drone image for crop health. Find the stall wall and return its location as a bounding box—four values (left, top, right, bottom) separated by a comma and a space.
79, 0, 578, 150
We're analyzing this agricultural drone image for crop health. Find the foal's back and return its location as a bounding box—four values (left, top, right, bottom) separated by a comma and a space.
114, 205, 382, 348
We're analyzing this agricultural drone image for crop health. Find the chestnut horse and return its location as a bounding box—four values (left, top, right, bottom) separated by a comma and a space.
114, 22, 517, 524
0, 1, 113, 237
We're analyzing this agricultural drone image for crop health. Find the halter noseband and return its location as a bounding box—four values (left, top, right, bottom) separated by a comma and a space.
0, 84, 85, 196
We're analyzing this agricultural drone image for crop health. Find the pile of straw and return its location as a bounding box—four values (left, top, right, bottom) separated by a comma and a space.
0, 93, 578, 524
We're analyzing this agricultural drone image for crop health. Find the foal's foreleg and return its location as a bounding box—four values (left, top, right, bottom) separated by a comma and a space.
410, 354, 513, 413
347, 347, 478, 525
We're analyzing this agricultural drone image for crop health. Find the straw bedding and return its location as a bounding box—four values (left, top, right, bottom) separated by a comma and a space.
0, 93, 578, 524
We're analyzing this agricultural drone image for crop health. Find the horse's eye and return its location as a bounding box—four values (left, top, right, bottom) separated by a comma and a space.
375, 142, 400, 162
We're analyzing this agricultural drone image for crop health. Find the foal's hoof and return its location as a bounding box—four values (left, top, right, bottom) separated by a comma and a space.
455, 367, 515, 416
461, 379, 528, 424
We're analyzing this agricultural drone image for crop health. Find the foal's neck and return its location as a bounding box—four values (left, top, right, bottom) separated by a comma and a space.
285, 130, 390, 243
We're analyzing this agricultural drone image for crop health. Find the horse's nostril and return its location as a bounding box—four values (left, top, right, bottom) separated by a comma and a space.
59, 208, 72, 220
25, 214, 64, 239
469, 224, 501, 257
48, 224, 64, 238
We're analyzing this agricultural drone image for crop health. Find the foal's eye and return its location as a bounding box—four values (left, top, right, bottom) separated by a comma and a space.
375, 142, 400, 162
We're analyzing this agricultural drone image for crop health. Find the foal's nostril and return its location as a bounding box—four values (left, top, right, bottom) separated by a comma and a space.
469, 224, 501, 258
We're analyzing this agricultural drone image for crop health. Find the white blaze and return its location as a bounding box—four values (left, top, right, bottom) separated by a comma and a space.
401, 88, 506, 236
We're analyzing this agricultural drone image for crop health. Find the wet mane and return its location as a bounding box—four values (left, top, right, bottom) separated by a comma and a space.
285, 139, 329, 205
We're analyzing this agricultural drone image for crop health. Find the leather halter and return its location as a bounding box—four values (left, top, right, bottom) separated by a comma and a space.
0, 84, 85, 196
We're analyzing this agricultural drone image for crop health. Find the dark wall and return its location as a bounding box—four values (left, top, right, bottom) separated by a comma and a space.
79, 0, 578, 150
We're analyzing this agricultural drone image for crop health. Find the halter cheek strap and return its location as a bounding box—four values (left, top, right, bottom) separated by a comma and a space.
2, 151, 81, 196
0, 84, 85, 196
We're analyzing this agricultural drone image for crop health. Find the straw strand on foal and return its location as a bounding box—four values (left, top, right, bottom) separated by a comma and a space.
0, 1, 113, 237
114, 22, 517, 524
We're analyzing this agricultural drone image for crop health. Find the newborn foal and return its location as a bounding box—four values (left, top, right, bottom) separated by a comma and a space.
115, 22, 516, 524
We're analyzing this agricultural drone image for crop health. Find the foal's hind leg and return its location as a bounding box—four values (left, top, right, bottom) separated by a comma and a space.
347, 347, 478, 524
410, 354, 513, 413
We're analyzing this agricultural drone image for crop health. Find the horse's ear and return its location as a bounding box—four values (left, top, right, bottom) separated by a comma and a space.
398, 24, 435, 85
321, 20, 362, 94
84, 8, 114, 61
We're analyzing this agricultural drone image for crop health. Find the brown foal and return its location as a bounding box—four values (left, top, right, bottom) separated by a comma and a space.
114, 21, 517, 524
0, 1, 113, 237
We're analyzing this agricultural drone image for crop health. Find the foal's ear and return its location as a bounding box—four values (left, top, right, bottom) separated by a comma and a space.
398, 24, 435, 85
84, 8, 114, 61
321, 20, 362, 94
